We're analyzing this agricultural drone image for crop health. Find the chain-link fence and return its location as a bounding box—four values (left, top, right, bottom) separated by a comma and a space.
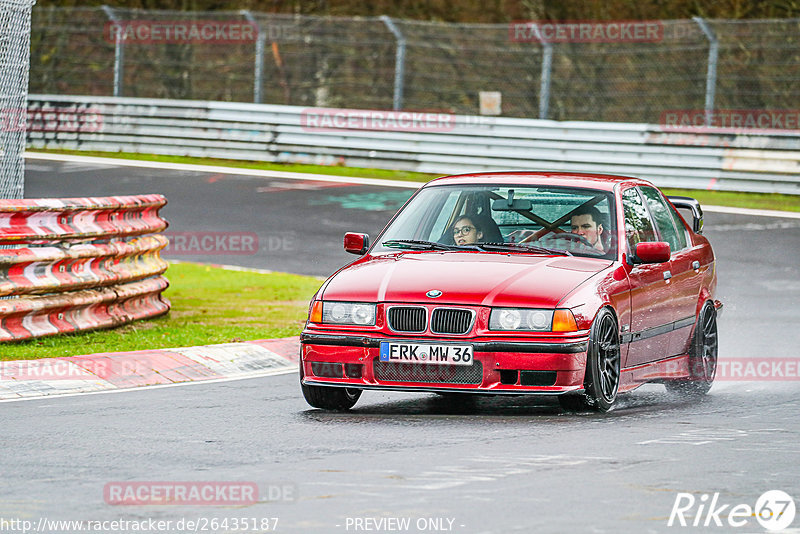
1, 0, 35, 199
28, 8, 800, 124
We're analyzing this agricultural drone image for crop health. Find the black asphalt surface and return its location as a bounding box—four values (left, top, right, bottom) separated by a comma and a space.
3, 158, 799, 533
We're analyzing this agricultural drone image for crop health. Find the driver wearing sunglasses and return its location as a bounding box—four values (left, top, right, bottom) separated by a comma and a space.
452, 216, 484, 246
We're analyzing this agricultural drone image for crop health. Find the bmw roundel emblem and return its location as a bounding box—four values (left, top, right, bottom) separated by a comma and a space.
426, 289, 443, 298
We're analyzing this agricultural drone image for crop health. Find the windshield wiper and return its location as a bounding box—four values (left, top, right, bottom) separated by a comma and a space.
382, 239, 479, 251
475, 242, 572, 256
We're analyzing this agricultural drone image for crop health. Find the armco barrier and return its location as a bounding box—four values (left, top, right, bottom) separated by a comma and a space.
0, 195, 170, 342
26, 95, 800, 195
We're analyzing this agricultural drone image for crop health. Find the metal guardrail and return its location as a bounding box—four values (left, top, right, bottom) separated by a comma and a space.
26, 95, 800, 195
0, 194, 170, 341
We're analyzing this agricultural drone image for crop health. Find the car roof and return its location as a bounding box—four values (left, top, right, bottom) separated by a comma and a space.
424, 171, 655, 192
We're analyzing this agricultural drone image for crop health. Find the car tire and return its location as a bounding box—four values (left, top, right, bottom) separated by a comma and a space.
299, 361, 362, 410
665, 301, 718, 397
560, 307, 621, 412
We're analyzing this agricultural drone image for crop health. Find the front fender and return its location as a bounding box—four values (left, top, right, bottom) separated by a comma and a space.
558, 264, 630, 332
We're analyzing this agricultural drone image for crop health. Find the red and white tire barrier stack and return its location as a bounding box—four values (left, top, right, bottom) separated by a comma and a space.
0, 195, 170, 341
0, 337, 300, 401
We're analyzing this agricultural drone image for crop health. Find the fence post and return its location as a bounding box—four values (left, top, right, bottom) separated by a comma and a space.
528, 23, 552, 120
101, 5, 125, 97
693, 17, 718, 124
241, 10, 265, 104
380, 15, 406, 111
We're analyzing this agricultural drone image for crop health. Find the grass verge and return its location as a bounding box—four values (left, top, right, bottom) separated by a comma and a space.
29, 149, 799, 212
0, 262, 323, 361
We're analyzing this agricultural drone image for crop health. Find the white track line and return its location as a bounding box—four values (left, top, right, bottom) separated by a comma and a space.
24, 152, 423, 189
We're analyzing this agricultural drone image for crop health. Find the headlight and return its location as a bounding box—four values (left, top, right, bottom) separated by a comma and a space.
489, 308, 554, 331
318, 301, 376, 326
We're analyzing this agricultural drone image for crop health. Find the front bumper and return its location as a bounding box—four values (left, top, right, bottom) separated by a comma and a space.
301, 332, 589, 395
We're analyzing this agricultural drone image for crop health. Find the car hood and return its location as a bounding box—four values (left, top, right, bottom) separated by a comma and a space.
322, 252, 612, 308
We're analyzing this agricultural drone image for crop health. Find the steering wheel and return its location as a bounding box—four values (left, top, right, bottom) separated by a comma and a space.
538, 232, 596, 249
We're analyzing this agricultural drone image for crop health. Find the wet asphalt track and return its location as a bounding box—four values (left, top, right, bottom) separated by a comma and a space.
2, 158, 799, 533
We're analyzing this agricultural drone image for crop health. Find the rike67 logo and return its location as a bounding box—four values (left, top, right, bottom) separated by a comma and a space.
669, 490, 796, 531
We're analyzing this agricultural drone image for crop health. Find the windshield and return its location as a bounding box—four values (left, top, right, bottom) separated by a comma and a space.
375, 184, 617, 258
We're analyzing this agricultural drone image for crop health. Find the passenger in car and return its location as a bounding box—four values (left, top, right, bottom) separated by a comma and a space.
452, 216, 484, 245
570, 206, 606, 252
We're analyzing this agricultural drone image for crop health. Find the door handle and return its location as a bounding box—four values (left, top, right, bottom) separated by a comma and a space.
692, 261, 700, 270
663, 270, 672, 280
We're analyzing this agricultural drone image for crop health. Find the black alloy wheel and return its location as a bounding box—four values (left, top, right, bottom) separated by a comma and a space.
666, 301, 718, 397
560, 307, 621, 412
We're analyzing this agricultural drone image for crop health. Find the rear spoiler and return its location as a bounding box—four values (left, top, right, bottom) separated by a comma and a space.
667, 196, 703, 234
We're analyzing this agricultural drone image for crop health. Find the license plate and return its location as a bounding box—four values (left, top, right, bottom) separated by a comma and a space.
379, 342, 473, 366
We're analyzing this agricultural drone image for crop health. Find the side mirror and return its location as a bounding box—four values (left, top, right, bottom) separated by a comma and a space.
343, 232, 370, 255
667, 196, 703, 234
632, 241, 671, 264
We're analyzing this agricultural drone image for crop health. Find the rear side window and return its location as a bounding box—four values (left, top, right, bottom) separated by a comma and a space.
622, 187, 656, 250
639, 187, 687, 251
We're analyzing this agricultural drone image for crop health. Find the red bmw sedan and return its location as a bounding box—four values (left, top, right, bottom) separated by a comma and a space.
300, 172, 722, 412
